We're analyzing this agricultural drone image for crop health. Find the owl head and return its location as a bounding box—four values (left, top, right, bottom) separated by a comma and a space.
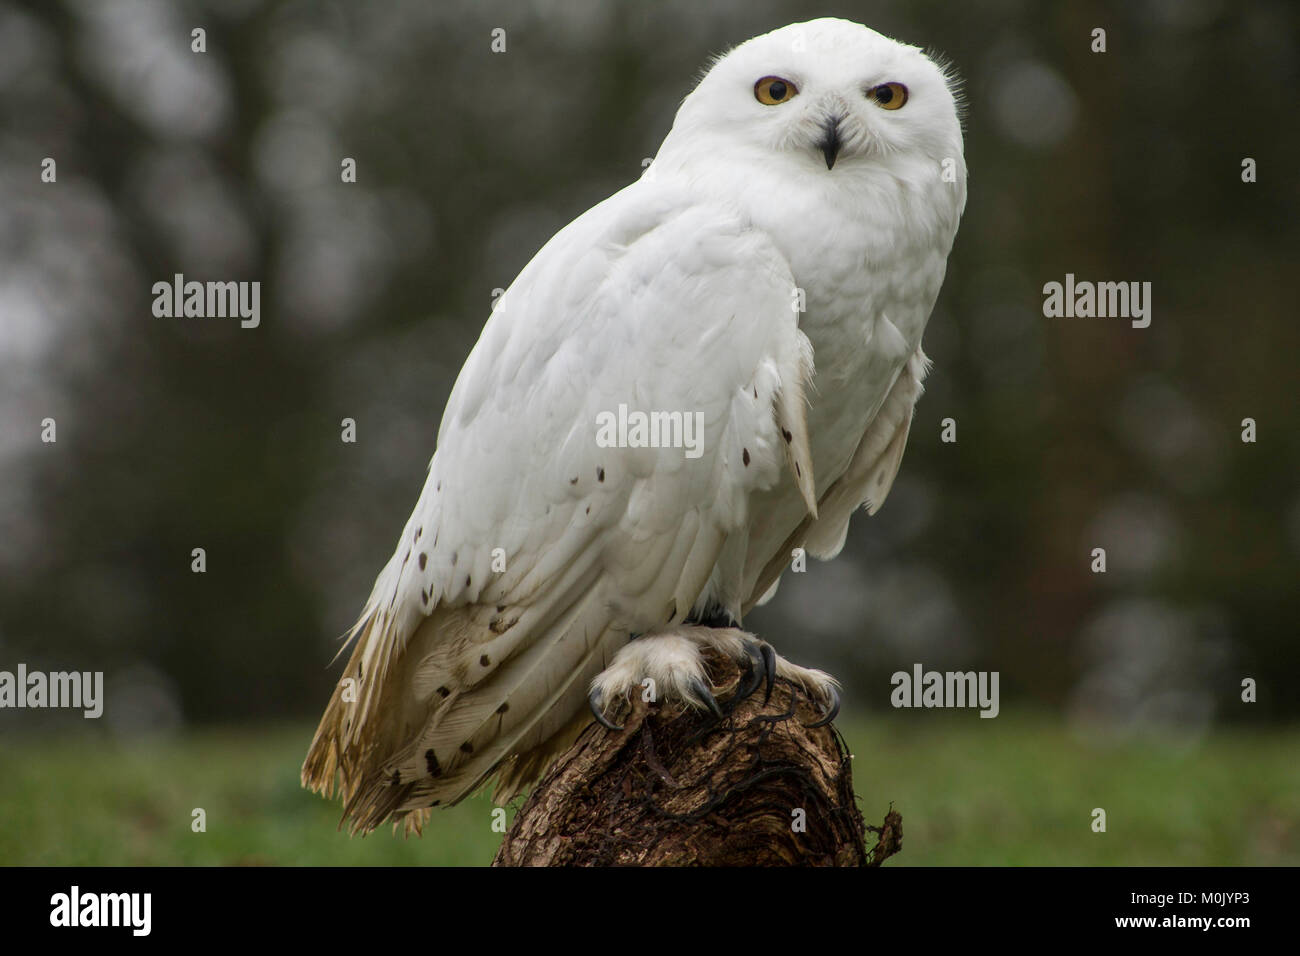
658, 18, 964, 180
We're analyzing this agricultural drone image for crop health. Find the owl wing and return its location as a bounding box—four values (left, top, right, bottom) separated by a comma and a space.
301, 181, 817, 831
743, 343, 930, 614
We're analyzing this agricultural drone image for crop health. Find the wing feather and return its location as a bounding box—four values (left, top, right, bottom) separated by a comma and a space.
742, 345, 930, 614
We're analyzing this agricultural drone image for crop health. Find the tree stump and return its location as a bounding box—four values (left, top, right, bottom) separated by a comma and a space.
493, 649, 903, 866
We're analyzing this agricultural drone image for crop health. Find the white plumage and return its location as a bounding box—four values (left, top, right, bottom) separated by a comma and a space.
303, 17, 966, 833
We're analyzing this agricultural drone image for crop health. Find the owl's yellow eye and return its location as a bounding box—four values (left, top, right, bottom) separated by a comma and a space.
869, 82, 908, 110
754, 76, 798, 105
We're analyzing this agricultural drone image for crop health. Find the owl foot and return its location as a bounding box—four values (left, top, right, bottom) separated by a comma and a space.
587, 626, 840, 730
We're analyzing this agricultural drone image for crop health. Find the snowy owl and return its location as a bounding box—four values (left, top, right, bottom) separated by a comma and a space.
303, 17, 966, 832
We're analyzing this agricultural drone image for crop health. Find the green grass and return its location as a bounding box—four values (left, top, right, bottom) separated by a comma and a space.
2, 712, 1296, 865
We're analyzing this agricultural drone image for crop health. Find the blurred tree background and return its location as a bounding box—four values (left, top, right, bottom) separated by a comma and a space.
0, 0, 1296, 756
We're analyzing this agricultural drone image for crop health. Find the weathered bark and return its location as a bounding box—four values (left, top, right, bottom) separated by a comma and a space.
493, 649, 902, 866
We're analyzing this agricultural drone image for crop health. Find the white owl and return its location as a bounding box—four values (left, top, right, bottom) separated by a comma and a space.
303, 17, 966, 832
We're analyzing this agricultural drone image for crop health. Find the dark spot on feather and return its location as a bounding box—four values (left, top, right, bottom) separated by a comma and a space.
466, 574, 472, 588
496, 604, 506, 613
451, 551, 458, 566
782, 428, 792, 443
490, 616, 517, 635
415, 526, 422, 540
480, 654, 491, 667
418, 552, 427, 570
436, 481, 441, 492
753, 387, 758, 399
585, 505, 591, 514
391, 770, 400, 786
460, 742, 474, 754
437, 686, 450, 698
743, 448, 750, 466
569, 476, 578, 485
420, 588, 428, 604
497, 702, 509, 714
597, 466, 605, 482
795, 462, 802, 477
425, 750, 442, 777
433, 531, 438, 547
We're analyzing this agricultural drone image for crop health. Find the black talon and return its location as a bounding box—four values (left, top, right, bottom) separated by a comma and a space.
589, 687, 623, 731
804, 684, 841, 728
688, 677, 725, 720
736, 642, 766, 701
759, 642, 777, 705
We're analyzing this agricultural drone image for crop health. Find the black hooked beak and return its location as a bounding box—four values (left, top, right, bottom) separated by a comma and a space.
817, 116, 843, 170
